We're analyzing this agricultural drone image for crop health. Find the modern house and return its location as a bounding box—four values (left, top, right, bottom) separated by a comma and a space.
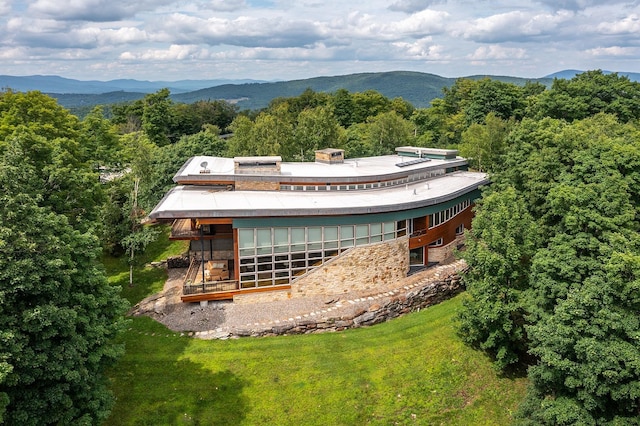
148, 147, 488, 303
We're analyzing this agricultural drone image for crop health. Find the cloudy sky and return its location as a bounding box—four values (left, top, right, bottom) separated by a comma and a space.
2, 0, 640, 81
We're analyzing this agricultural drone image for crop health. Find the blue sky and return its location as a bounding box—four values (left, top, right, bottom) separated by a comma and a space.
1, 0, 639, 81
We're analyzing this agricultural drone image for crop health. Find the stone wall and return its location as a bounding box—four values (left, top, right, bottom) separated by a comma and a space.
208, 261, 467, 339
291, 236, 409, 298
428, 234, 465, 263
167, 255, 190, 268
234, 179, 280, 191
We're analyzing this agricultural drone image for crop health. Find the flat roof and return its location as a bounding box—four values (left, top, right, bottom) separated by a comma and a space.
150, 171, 488, 220
174, 153, 468, 183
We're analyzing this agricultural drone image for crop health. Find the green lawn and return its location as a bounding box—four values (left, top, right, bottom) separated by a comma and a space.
103, 225, 190, 306
103, 231, 527, 425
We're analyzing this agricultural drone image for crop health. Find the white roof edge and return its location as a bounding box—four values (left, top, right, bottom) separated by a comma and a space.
149, 171, 489, 220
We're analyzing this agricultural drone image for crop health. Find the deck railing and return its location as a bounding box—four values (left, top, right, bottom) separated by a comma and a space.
183, 258, 238, 296
183, 279, 239, 295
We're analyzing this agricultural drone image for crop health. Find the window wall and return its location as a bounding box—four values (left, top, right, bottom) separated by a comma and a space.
237, 221, 406, 288
429, 199, 470, 228
279, 168, 446, 192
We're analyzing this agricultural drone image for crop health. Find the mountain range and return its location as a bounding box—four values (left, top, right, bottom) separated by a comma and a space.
2, 70, 639, 111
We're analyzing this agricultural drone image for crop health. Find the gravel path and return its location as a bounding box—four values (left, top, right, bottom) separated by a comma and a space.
132, 259, 466, 338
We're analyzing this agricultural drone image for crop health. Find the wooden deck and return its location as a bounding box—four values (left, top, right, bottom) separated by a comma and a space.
181, 284, 292, 303
181, 258, 297, 302
182, 258, 238, 301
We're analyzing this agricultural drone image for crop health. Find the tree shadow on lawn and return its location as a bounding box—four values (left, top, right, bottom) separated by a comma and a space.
105, 317, 249, 425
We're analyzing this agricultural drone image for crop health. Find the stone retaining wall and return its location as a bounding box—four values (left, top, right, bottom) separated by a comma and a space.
224, 262, 466, 338
167, 255, 190, 269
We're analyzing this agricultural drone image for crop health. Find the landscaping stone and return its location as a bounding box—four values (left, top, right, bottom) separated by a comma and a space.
167, 255, 190, 268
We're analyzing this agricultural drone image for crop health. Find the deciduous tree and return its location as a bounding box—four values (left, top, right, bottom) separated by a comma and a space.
459, 113, 511, 172
0, 144, 127, 425
458, 186, 539, 370
290, 106, 344, 161
366, 111, 413, 155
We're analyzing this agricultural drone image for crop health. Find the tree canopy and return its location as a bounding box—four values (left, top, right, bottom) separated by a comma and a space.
458, 114, 640, 424
0, 142, 127, 425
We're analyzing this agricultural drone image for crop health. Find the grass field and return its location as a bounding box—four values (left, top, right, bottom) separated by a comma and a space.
102, 226, 190, 306
103, 231, 527, 425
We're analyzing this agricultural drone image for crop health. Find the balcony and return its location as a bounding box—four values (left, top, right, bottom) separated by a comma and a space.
170, 219, 234, 240
170, 219, 199, 239
182, 258, 239, 301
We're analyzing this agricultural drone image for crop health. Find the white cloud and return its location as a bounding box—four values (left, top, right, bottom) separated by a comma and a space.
28, 0, 175, 22
388, 0, 445, 13
155, 13, 325, 48
597, 14, 640, 34
393, 38, 449, 60
208, 0, 248, 11
212, 45, 338, 61
534, 0, 625, 11
458, 10, 574, 42
7, 16, 71, 33
335, 11, 389, 40
100, 27, 149, 45
0, 0, 11, 15
468, 45, 527, 60
586, 46, 637, 57
3, 0, 640, 81
120, 44, 204, 61
389, 9, 449, 37
5, 17, 149, 49
0, 46, 28, 60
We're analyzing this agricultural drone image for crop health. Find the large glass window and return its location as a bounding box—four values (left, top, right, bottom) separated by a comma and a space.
370, 223, 382, 243
384, 222, 395, 241
324, 226, 338, 241
307, 227, 322, 250
256, 229, 272, 254
356, 224, 369, 245
274, 228, 288, 253
237, 220, 412, 287
291, 228, 305, 252
238, 229, 255, 256
396, 220, 407, 237
340, 225, 354, 248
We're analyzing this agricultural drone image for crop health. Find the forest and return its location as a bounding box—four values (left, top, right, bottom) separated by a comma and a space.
0, 70, 639, 424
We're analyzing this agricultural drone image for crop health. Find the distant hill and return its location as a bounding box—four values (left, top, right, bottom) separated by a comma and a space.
1, 71, 562, 111
170, 71, 459, 109
171, 71, 555, 110
544, 69, 640, 81
0, 74, 266, 94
